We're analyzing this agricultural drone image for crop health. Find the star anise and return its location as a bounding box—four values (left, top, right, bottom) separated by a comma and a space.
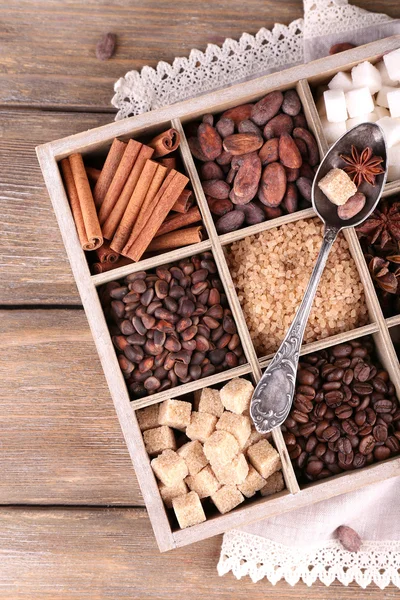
357, 200, 400, 249
340, 145, 384, 187
367, 255, 399, 294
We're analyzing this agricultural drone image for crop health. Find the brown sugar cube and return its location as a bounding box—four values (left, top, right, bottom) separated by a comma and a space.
203, 431, 239, 466
186, 411, 217, 443
211, 485, 244, 514
318, 168, 357, 206
136, 404, 159, 431
143, 426, 176, 456
247, 439, 281, 479
212, 453, 249, 485
172, 491, 206, 529
238, 465, 266, 498
260, 471, 285, 497
220, 377, 254, 415
185, 465, 220, 499
194, 387, 224, 418
177, 440, 208, 476
216, 412, 251, 448
242, 428, 268, 453
158, 399, 191, 431
151, 449, 189, 487
159, 480, 188, 509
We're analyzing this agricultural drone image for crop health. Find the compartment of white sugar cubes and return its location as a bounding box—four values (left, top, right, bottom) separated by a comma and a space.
315, 49, 400, 181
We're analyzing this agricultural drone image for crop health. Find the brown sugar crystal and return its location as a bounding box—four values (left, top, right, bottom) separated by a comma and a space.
136, 404, 159, 431
177, 440, 208, 476
143, 425, 176, 456
212, 453, 249, 485
185, 465, 220, 498
247, 439, 281, 479
159, 480, 188, 509
220, 378, 254, 415
186, 412, 217, 443
216, 412, 251, 448
211, 485, 244, 514
203, 430, 239, 466
172, 491, 206, 528
194, 387, 224, 418
151, 449, 188, 487
158, 399, 191, 431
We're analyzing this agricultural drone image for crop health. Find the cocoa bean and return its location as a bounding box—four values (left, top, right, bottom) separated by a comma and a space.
188, 137, 208, 161
221, 104, 254, 125
96, 33, 117, 61
282, 89, 301, 116
215, 150, 233, 165
216, 117, 235, 138
263, 114, 293, 139
223, 133, 263, 155
197, 123, 223, 160
225, 168, 236, 185
251, 91, 283, 126
259, 138, 279, 165
293, 127, 319, 166
231, 152, 262, 204
216, 211, 245, 233
329, 42, 356, 55
234, 202, 266, 225
258, 162, 287, 207
337, 192, 366, 220
264, 206, 282, 219
202, 179, 230, 199
299, 162, 315, 180
282, 183, 298, 213
296, 176, 312, 202
202, 113, 214, 126
295, 137, 308, 159
200, 161, 224, 181
238, 119, 263, 136
206, 196, 233, 216
336, 525, 361, 552
279, 133, 303, 169
293, 114, 307, 129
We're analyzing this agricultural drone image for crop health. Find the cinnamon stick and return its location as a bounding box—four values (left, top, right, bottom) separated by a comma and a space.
65, 154, 103, 251
157, 157, 177, 173
147, 227, 203, 252
148, 128, 180, 158
98, 139, 142, 225
102, 145, 154, 240
93, 139, 126, 208
95, 240, 120, 263
61, 158, 89, 249
155, 206, 201, 238
110, 160, 159, 254
171, 189, 194, 213
91, 256, 133, 274
122, 171, 189, 262
86, 166, 101, 183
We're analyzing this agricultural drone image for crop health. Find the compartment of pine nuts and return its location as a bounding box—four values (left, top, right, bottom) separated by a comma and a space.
36, 37, 400, 551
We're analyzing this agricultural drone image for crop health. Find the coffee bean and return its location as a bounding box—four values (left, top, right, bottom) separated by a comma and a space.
343, 368, 354, 386
335, 404, 353, 419
322, 381, 341, 391
292, 409, 309, 424
337, 437, 352, 454
314, 442, 326, 458
322, 426, 340, 442
386, 436, 400, 452
338, 451, 354, 469
374, 399, 393, 413
297, 369, 315, 385
299, 422, 317, 437
372, 377, 388, 394
332, 343, 352, 358
352, 382, 373, 396
374, 446, 391, 461
306, 460, 324, 476
359, 435, 375, 455
325, 390, 344, 407
373, 424, 388, 442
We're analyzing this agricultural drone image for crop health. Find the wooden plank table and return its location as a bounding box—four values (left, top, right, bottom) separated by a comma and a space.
2, 0, 400, 596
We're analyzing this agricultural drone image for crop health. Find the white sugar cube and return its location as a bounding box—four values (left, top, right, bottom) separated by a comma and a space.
388, 164, 400, 181
376, 60, 398, 86
376, 116, 400, 148
321, 117, 346, 144
351, 61, 382, 95
328, 71, 354, 93
376, 85, 398, 108
345, 87, 374, 118
375, 106, 390, 119
324, 89, 348, 123
384, 49, 400, 82
346, 112, 378, 130
388, 143, 400, 166
388, 89, 400, 118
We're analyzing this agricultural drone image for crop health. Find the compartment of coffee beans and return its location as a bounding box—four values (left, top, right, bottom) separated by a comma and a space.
283, 337, 400, 484
99, 251, 246, 399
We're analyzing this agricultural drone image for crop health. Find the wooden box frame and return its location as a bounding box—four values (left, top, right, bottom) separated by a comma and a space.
37, 36, 400, 552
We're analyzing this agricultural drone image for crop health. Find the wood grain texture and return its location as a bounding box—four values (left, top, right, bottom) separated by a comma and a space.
0, 109, 113, 305
0, 506, 396, 600
0, 308, 142, 505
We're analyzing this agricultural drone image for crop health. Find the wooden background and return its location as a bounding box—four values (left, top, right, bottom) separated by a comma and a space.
2, 0, 400, 597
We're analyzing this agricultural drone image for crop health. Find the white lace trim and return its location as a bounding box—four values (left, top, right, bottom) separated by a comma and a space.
112, 20, 304, 119
217, 530, 400, 589
303, 0, 393, 38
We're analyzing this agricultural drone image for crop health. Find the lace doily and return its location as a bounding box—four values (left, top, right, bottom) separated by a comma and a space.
303, 0, 393, 38
218, 530, 400, 589
112, 20, 304, 119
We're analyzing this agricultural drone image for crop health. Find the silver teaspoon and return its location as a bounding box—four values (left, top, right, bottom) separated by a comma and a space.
250, 122, 387, 434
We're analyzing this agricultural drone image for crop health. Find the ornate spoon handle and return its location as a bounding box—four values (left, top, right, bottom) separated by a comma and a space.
250, 224, 339, 433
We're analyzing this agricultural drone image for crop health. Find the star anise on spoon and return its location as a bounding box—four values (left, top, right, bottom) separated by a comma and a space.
340, 145, 384, 187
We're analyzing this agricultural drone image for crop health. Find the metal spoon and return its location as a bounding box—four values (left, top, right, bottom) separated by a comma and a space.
250, 122, 387, 433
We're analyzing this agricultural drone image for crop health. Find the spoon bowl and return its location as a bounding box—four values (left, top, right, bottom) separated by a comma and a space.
250, 122, 387, 434
312, 122, 387, 229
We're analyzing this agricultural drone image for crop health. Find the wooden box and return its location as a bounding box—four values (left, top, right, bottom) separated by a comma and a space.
37, 36, 400, 552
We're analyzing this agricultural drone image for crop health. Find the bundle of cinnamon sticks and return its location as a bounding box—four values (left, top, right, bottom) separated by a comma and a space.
60, 128, 205, 273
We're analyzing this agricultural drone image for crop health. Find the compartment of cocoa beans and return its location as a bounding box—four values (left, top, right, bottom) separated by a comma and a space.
282, 336, 400, 486
184, 88, 321, 235
99, 251, 247, 400
356, 193, 400, 318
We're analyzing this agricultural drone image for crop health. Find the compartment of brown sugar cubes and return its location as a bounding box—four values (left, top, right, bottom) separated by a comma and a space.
137, 377, 285, 529
59, 128, 205, 275
99, 252, 246, 399
185, 88, 320, 235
